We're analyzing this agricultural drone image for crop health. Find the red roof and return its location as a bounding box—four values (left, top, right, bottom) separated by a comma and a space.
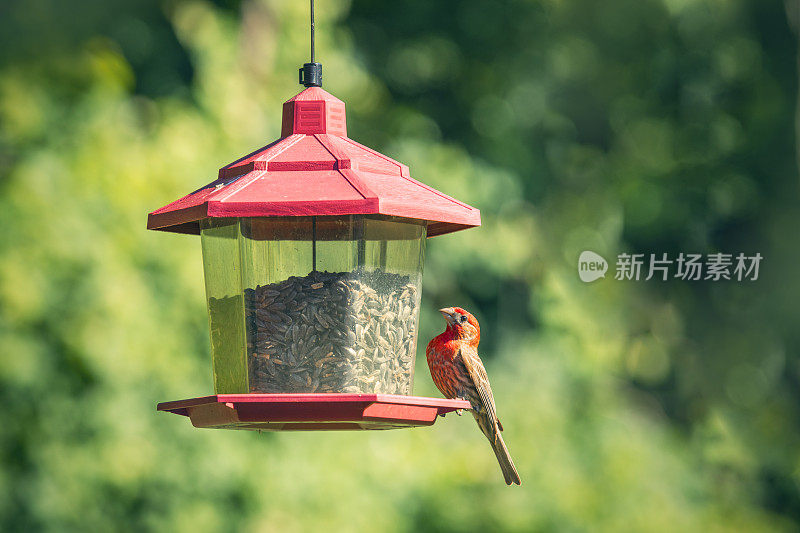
147, 87, 480, 237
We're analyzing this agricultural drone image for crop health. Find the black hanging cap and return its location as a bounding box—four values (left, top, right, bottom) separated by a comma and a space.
299, 0, 322, 87
300, 63, 322, 87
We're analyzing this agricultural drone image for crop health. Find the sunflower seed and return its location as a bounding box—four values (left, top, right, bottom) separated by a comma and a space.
210, 268, 421, 394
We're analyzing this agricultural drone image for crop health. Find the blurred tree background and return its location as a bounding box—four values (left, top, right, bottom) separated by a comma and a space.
1, 0, 799, 530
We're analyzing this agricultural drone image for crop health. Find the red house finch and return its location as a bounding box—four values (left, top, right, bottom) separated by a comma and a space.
426, 307, 521, 485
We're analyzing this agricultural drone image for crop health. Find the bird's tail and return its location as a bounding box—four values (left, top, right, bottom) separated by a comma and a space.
475, 412, 521, 485
490, 431, 521, 485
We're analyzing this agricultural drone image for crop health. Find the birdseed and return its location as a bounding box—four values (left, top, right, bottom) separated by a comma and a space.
224, 269, 420, 394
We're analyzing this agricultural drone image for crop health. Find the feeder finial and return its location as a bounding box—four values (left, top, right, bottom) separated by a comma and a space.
299, 0, 322, 87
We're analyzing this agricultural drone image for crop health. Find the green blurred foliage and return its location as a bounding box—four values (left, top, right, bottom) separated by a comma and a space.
1, 0, 799, 530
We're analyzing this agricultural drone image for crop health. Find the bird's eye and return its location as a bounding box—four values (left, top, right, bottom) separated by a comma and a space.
459, 315, 467, 323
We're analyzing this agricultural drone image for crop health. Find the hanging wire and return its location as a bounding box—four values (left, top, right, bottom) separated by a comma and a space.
310, 0, 315, 63
299, 0, 322, 87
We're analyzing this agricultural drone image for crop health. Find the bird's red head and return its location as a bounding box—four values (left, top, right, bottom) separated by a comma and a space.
438, 307, 481, 345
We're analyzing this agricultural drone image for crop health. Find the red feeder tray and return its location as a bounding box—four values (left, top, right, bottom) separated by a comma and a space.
158, 394, 471, 431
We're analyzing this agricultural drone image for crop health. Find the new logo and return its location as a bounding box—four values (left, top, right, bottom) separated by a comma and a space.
578, 251, 608, 282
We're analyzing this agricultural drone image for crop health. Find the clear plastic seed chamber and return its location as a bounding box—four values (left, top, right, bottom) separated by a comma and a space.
201, 215, 426, 395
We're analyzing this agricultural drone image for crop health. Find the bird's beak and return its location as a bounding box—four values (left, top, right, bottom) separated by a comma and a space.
439, 307, 456, 325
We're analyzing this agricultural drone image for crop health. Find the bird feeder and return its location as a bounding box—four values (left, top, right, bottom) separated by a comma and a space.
149, 13, 479, 430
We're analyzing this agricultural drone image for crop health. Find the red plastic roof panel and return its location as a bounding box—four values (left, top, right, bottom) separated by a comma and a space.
157, 393, 471, 431
147, 87, 480, 237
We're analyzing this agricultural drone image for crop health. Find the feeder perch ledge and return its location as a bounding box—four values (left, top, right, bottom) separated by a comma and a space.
158, 394, 471, 431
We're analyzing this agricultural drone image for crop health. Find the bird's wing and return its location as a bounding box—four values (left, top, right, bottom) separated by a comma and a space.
457, 345, 501, 430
